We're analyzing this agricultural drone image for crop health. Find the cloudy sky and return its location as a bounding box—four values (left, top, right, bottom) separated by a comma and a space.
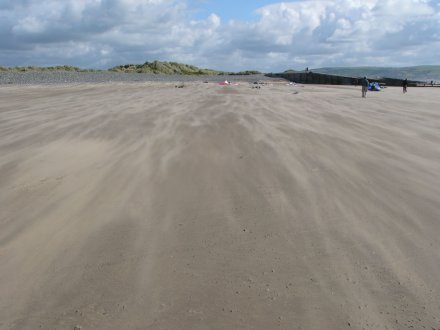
1, 0, 439, 71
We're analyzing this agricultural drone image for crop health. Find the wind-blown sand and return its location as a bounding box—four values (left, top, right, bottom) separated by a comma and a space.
0, 82, 439, 330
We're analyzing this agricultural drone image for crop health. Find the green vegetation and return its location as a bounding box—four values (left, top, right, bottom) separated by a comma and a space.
0, 61, 261, 75
109, 61, 223, 75
2, 62, 439, 80
228, 70, 261, 76
110, 61, 261, 75
313, 66, 440, 81
0, 65, 102, 72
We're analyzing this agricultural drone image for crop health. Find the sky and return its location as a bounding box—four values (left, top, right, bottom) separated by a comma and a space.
1, 0, 439, 72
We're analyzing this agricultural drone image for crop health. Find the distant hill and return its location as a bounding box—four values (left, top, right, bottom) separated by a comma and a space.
109, 61, 222, 75
0, 61, 261, 76
110, 61, 261, 75
283, 69, 298, 73
312, 66, 440, 82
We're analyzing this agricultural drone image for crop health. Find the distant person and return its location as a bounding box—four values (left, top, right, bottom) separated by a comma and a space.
361, 76, 369, 98
402, 78, 408, 93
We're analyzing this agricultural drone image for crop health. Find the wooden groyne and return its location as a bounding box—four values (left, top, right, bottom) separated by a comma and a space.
266, 72, 420, 87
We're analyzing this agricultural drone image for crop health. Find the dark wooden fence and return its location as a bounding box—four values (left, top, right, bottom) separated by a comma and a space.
265, 72, 420, 87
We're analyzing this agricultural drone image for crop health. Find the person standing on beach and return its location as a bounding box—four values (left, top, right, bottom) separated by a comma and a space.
402, 79, 408, 93
361, 76, 369, 98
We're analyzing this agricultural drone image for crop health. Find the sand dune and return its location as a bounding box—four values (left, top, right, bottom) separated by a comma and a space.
1, 82, 439, 329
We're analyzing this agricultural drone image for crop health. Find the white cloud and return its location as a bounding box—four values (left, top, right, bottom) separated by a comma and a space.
0, 0, 439, 71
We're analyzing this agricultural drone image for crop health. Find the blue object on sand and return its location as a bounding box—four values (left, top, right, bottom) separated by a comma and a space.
368, 82, 381, 91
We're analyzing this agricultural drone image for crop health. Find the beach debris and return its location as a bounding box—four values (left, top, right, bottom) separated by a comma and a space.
251, 81, 267, 88
218, 80, 238, 86
175, 83, 185, 88
251, 81, 261, 89
74, 326, 82, 330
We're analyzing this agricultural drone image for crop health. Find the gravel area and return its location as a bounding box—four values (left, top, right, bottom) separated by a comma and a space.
0, 71, 282, 85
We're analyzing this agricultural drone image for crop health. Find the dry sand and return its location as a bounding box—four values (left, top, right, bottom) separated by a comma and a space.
0, 82, 439, 330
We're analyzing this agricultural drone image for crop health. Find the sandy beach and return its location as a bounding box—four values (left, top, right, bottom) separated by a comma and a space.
1, 82, 439, 329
